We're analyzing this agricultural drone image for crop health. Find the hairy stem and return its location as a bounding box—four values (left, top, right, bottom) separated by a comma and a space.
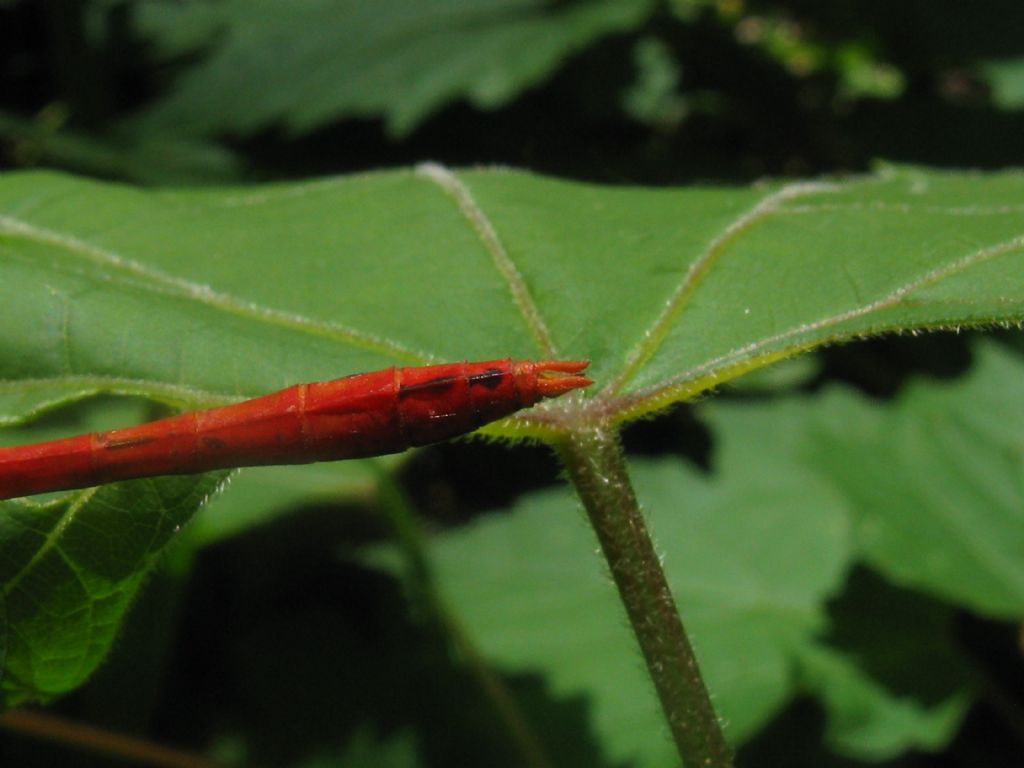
556, 425, 732, 768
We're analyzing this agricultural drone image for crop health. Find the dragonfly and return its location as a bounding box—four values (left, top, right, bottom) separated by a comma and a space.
0, 359, 591, 501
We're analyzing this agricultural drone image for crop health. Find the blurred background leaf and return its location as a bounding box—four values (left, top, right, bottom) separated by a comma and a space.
125, 0, 659, 139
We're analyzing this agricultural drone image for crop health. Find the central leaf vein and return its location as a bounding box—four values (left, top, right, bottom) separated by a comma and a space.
605, 181, 837, 397
612, 232, 1024, 421
416, 163, 558, 358
0, 215, 427, 364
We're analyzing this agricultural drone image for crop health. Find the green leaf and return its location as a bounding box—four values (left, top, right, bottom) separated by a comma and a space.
697, 342, 1024, 757
805, 342, 1024, 617
979, 56, 1024, 110
800, 646, 970, 761
184, 456, 403, 548
706, 341, 1024, 619
3, 165, 1023, 423
800, 571, 972, 760
2, 164, 1024, 714
0, 109, 243, 186
296, 728, 418, 768
128, 0, 657, 138
398, 456, 850, 766
622, 37, 688, 129
0, 396, 158, 444
0, 473, 226, 709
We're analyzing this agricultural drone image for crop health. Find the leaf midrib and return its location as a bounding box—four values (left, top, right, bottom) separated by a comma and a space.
606, 228, 1024, 422
0, 213, 428, 364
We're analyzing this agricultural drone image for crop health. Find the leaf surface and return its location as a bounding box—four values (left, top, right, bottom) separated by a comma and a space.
804, 343, 1024, 617
1, 165, 1023, 712
799, 571, 972, 761
3, 166, 1024, 422
182, 459, 401, 548
799, 646, 969, 761
708, 342, 1024, 618
980, 56, 1024, 110
0, 474, 225, 708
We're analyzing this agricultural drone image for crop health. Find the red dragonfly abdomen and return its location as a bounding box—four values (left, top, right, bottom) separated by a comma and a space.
0, 359, 590, 500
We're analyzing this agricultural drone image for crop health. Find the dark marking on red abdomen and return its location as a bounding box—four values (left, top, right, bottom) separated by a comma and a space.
98, 434, 156, 451
468, 368, 505, 390
202, 436, 228, 451
398, 375, 458, 396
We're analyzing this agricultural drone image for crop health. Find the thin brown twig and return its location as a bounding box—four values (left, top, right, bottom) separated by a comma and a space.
0, 708, 223, 768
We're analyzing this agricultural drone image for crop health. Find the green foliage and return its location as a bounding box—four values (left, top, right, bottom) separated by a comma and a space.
3, 0, 1024, 764
185, 458, 403, 548
0, 473, 225, 708
0, 109, 243, 186
980, 57, 1024, 110
392, 455, 850, 766
708, 343, 1024, 619
1, 163, 1022, 424
8, 0, 1024, 185
622, 37, 689, 129
807, 344, 1024, 616
296, 729, 419, 768
0, 165, 1022, 763
799, 572, 972, 760
127, 0, 657, 138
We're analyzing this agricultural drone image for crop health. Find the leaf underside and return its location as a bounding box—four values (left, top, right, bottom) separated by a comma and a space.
1, 164, 1022, 749
2, 165, 1022, 427
0, 474, 226, 707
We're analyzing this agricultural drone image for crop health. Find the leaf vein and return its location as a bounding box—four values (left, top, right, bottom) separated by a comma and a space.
0, 376, 239, 426
605, 181, 837, 396
2, 490, 95, 598
781, 201, 1024, 216
416, 162, 558, 357
926, 432, 1024, 595
612, 233, 1024, 419
0, 214, 427, 364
